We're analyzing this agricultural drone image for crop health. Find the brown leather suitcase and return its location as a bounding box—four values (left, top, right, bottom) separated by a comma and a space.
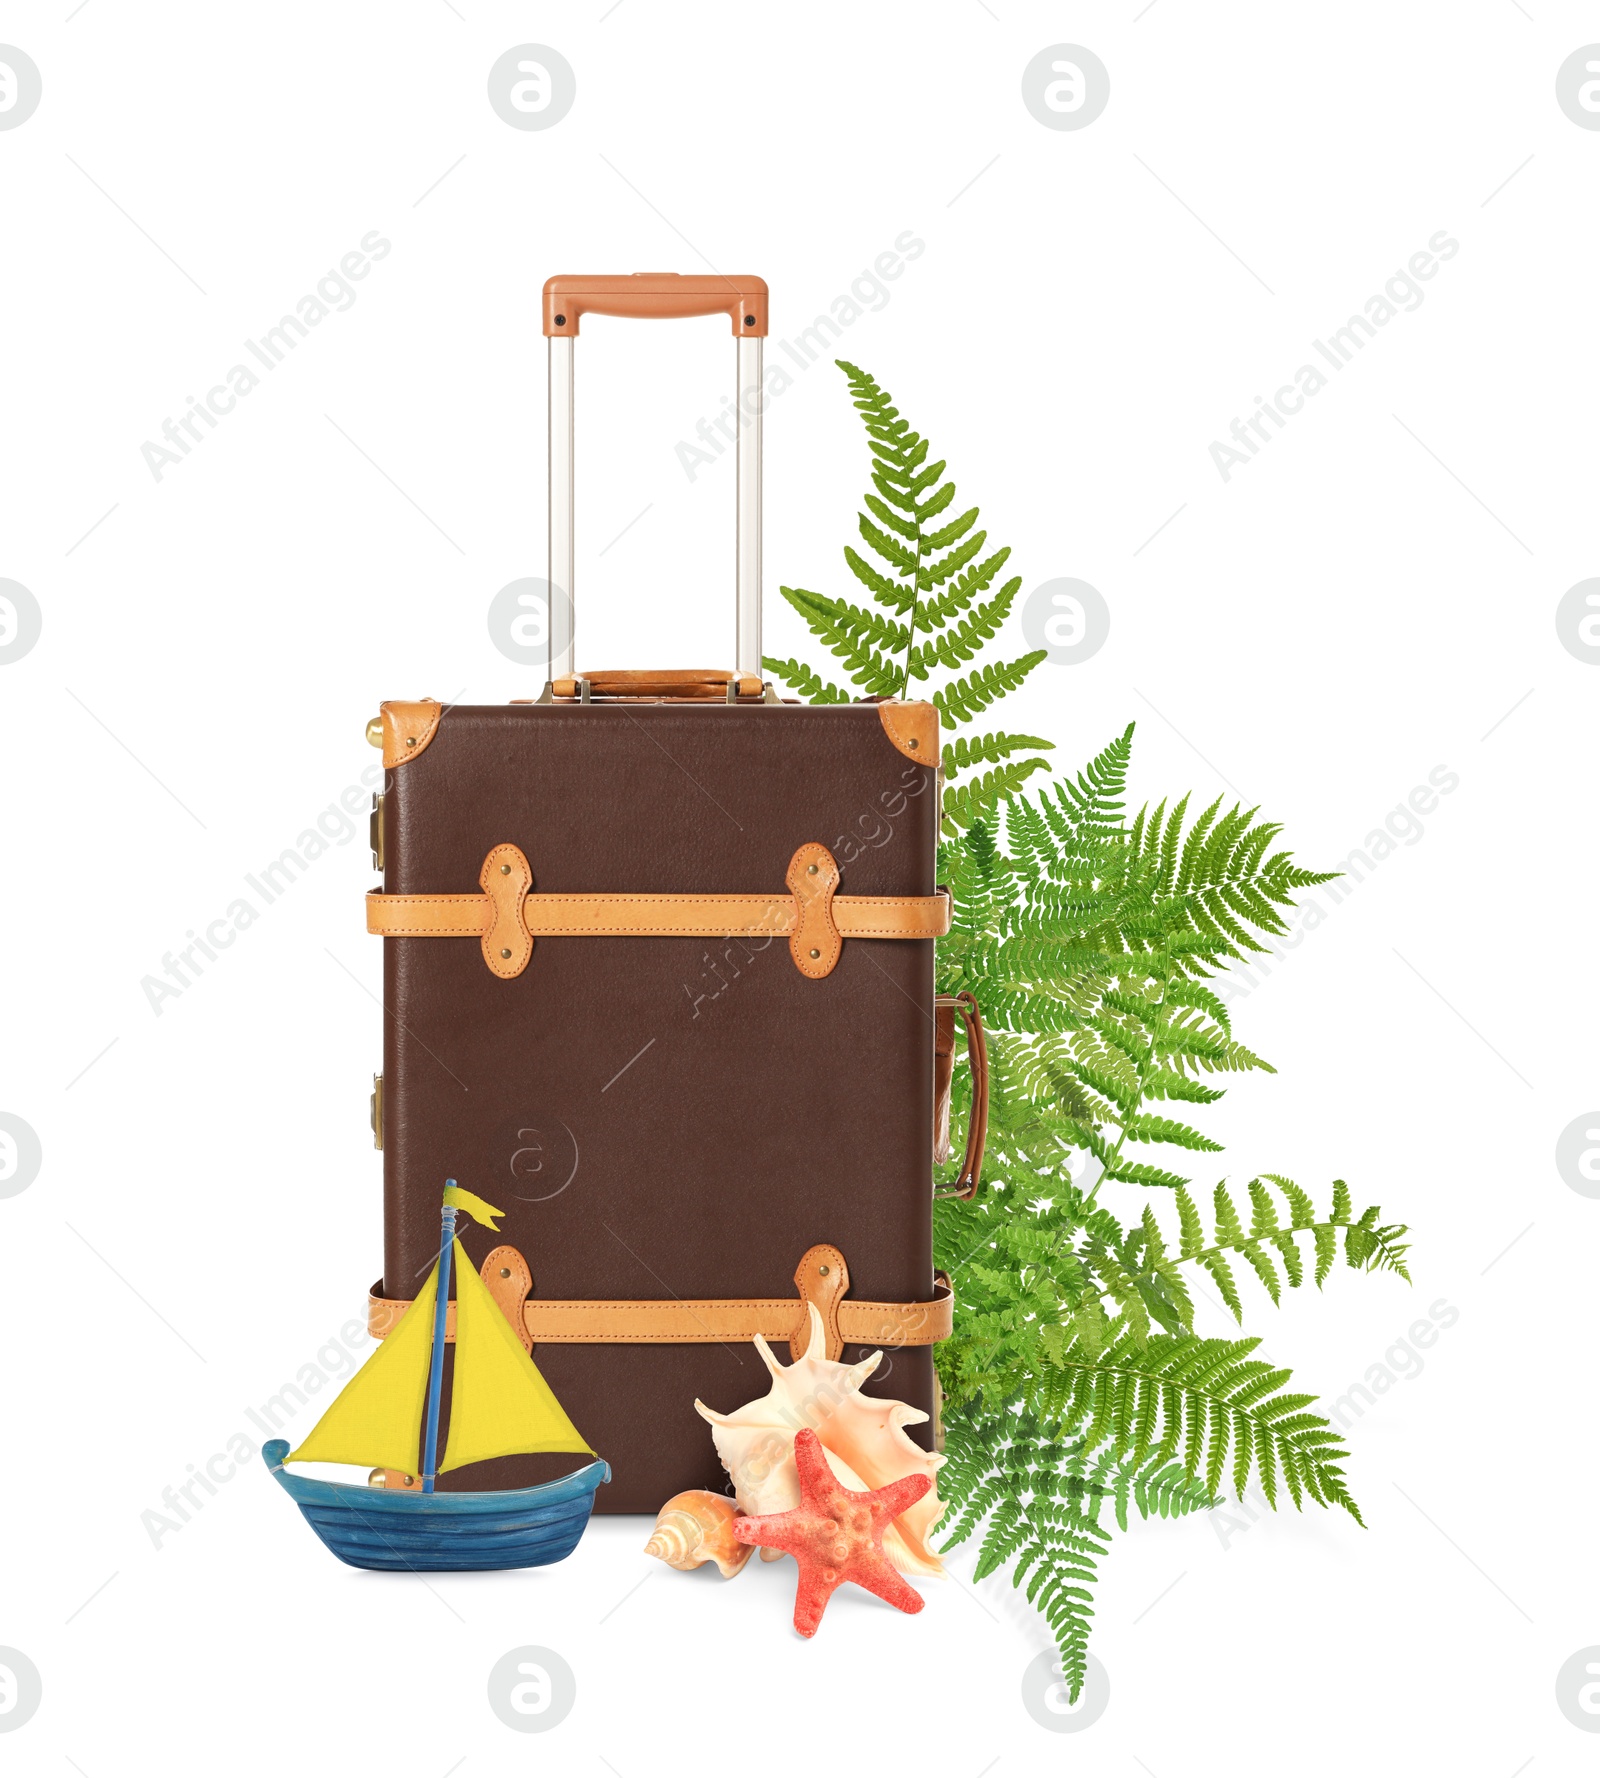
362, 275, 967, 1514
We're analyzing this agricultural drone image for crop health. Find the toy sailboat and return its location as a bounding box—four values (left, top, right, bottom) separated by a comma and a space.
264, 1181, 608, 1571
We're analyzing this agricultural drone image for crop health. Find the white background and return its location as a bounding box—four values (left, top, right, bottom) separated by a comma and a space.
1, 4, 1595, 1773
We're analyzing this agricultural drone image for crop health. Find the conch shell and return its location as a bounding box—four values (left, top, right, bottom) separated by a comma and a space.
644, 1489, 753, 1578
694, 1303, 945, 1577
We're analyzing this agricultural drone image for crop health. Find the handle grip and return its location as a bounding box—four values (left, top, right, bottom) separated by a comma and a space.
933, 992, 989, 1201
543, 272, 768, 338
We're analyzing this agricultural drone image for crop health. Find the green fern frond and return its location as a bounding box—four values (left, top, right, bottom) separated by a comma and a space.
843, 545, 915, 613
761, 657, 849, 703
1131, 794, 1339, 965
782, 363, 1410, 1700
908, 576, 1024, 679
1142, 1068, 1226, 1106
775, 586, 902, 694
935, 654, 1048, 725
1126, 1453, 1216, 1526
857, 511, 918, 576
783, 586, 908, 656
919, 547, 1013, 631
1032, 1327, 1364, 1519
1153, 1177, 1412, 1317
1121, 1112, 1226, 1154
1101, 1158, 1192, 1190
919, 528, 989, 591
925, 504, 979, 552
944, 731, 1055, 777
943, 759, 1052, 834
863, 491, 918, 543
773, 363, 1049, 721
939, 1400, 1111, 1702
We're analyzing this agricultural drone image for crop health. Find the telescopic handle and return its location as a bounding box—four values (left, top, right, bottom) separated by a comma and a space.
543, 273, 768, 337
545, 275, 765, 685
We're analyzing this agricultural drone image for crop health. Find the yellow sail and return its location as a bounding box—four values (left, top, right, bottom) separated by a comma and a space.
286, 1265, 437, 1473
441, 1240, 592, 1469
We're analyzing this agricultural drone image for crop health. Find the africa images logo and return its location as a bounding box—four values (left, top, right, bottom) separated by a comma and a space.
1209, 230, 1459, 481
139, 231, 391, 481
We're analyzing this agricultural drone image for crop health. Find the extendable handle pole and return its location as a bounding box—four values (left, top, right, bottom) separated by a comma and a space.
548, 339, 575, 685
735, 335, 762, 679
544, 273, 768, 689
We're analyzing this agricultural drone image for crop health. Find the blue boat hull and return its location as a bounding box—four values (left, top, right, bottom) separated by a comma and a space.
263, 1441, 609, 1572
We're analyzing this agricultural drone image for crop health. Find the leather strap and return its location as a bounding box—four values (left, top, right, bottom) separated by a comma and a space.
934, 991, 988, 1201
367, 889, 951, 942
481, 1244, 535, 1353
786, 844, 842, 979
548, 669, 767, 702
480, 844, 535, 979
792, 1242, 849, 1361
367, 1273, 954, 1350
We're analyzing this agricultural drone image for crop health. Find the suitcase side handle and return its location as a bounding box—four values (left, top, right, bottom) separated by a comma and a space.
933, 991, 989, 1201
546, 275, 765, 685
542, 273, 768, 338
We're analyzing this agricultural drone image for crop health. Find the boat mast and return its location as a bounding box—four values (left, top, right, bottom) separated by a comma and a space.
420, 1185, 457, 1494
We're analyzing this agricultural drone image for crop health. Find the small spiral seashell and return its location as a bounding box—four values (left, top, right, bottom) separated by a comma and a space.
643, 1490, 753, 1578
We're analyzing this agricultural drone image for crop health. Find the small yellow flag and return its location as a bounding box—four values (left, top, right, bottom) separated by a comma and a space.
443, 1183, 505, 1231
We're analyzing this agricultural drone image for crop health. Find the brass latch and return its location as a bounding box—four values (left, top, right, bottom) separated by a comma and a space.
369, 794, 385, 871
370, 1073, 383, 1150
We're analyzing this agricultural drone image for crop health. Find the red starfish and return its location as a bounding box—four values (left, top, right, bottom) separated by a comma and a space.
733, 1426, 932, 1638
